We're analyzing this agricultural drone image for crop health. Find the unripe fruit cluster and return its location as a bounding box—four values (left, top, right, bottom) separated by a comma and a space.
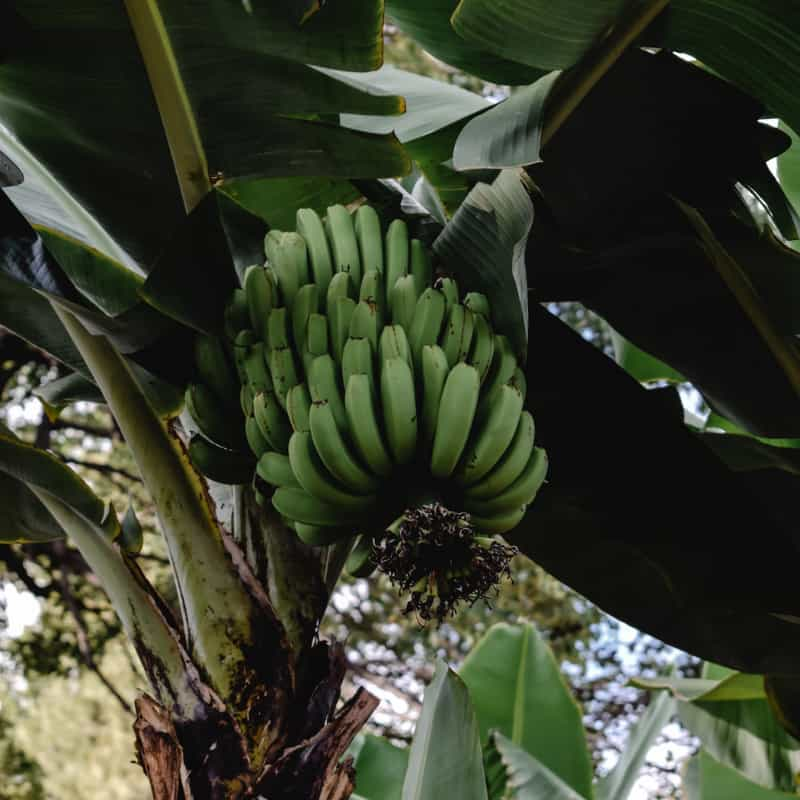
186, 203, 547, 617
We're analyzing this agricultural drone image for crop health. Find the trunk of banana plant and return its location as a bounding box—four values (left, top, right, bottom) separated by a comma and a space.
45, 307, 375, 800
131, 499, 376, 800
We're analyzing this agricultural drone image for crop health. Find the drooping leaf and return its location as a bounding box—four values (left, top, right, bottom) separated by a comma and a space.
487, 732, 588, 800
778, 123, 800, 251
0, 472, 65, 543
595, 689, 676, 800
449, 0, 800, 135
460, 623, 593, 799
638, 663, 800, 793
353, 734, 408, 800
385, 0, 545, 85
510, 306, 800, 675
610, 329, 686, 385
34, 373, 104, 418
334, 64, 489, 143
683, 751, 798, 800
633, 672, 767, 703
402, 661, 487, 800
452, 73, 561, 171
0, 422, 116, 538
696, 432, 800, 476
434, 169, 532, 357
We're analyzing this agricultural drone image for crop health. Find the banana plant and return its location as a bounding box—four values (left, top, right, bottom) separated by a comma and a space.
4, 0, 800, 797
351, 622, 677, 800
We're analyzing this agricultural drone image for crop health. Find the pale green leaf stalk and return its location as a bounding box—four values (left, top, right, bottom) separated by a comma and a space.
52, 304, 291, 757
32, 489, 220, 725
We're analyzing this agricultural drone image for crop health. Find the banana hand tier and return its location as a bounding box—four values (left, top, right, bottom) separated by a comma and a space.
185, 203, 547, 621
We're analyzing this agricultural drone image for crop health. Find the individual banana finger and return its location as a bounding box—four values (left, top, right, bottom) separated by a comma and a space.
309, 402, 380, 493
245, 415, 271, 458
421, 344, 449, 447
410, 239, 432, 294
294, 522, 352, 546
354, 204, 384, 275
272, 486, 363, 527
291, 284, 319, 353
349, 299, 379, 352
408, 287, 446, 373
467, 314, 495, 384
380, 357, 417, 465
390, 274, 418, 332
268, 347, 300, 409
253, 391, 291, 453
326, 205, 362, 288
430, 363, 480, 478
308, 353, 347, 432
195, 333, 239, 406
437, 276, 459, 312
379, 324, 412, 371
345, 373, 393, 478
465, 411, 535, 500
468, 506, 526, 536
286, 383, 312, 433
384, 218, 409, 307
464, 291, 490, 319
224, 288, 251, 343
244, 265, 276, 338
307, 312, 329, 357
296, 208, 334, 301
289, 431, 377, 510
257, 451, 299, 488
329, 295, 356, 364
464, 447, 548, 516
342, 337, 376, 397
264, 230, 309, 308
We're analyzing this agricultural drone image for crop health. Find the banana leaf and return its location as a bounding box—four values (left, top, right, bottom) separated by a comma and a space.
0, 472, 65, 543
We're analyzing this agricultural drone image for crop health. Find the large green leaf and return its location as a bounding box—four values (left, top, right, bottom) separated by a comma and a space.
354, 734, 409, 800
609, 329, 686, 385
402, 661, 487, 800
0, 423, 115, 538
0, 472, 65, 543
595, 689, 676, 800
385, 0, 545, 85
637, 664, 800, 792
449, 1, 800, 134
434, 169, 532, 357
452, 73, 560, 171
684, 751, 798, 800
510, 306, 800, 675
460, 623, 593, 799
487, 733, 587, 800
778, 123, 800, 251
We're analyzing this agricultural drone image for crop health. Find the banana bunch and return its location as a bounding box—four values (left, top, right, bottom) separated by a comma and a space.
185, 202, 548, 608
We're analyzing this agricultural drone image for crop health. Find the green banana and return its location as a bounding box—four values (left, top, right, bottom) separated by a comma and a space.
194, 334, 239, 407
440, 303, 468, 367
188, 435, 255, 485
345, 372, 393, 478
253, 391, 291, 453
468, 507, 526, 535
267, 307, 291, 351
384, 218, 409, 308
326, 204, 362, 289
455, 382, 524, 486
264, 230, 309, 308
408, 287, 446, 373
308, 354, 347, 432
380, 356, 417, 465
295, 522, 350, 546
286, 383, 312, 433
509, 366, 526, 402
430, 363, 480, 478
268, 347, 300, 408
390, 274, 418, 332
467, 313, 495, 384
421, 344, 449, 447
349, 299, 379, 352
329, 295, 356, 364
360, 269, 385, 329
326, 270, 353, 305
291, 284, 319, 352
464, 412, 535, 501
464, 447, 548, 516
272, 486, 362, 527
354, 204, 384, 275
309, 402, 380, 493
240, 383, 254, 417
257, 451, 299, 488
410, 239, 432, 294
186, 383, 245, 450
342, 337, 376, 396
233, 329, 255, 385
224, 288, 251, 343
289, 431, 376, 510
245, 415, 271, 458
379, 324, 412, 371
243, 341, 272, 396
464, 291, 490, 319
244, 265, 276, 338
437, 276, 459, 313
296, 208, 333, 300
307, 312, 328, 357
